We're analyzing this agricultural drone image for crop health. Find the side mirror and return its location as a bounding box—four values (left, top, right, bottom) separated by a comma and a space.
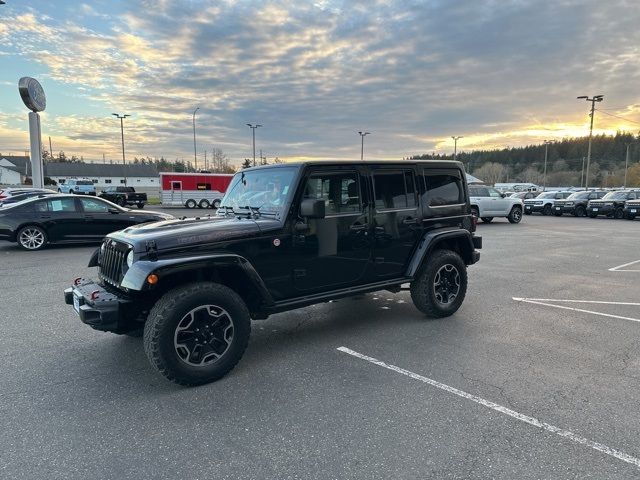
300, 198, 325, 219
501, 193, 506, 198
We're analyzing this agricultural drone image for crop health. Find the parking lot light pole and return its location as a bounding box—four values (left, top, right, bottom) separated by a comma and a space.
577, 95, 604, 189
451, 136, 463, 163
246, 123, 262, 166
581, 157, 586, 188
358, 131, 370, 161
192, 107, 200, 171
543, 140, 553, 190
624, 143, 631, 188
112, 113, 130, 186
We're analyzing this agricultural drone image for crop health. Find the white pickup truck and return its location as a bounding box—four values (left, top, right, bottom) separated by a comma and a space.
469, 185, 523, 223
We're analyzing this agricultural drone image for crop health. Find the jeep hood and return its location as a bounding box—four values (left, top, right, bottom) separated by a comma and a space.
108, 215, 277, 252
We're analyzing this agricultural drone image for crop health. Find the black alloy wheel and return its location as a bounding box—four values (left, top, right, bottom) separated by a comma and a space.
508, 206, 522, 224
614, 208, 624, 219
144, 282, 251, 386
542, 204, 553, 215
574, 205, 586, 217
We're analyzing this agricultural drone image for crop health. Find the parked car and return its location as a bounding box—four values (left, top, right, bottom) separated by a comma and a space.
523, 191, 573, 215
0, 195, 173, 250
64, 160, 482, 386
99, 186, 147, 208
468, 185, 523, 223
623, 199, 640, 220
0, 188, 56, 206
510, 191, 539, 200
586, 190, 640, 219
553, 190, 607, 217
58, 179, 96, 195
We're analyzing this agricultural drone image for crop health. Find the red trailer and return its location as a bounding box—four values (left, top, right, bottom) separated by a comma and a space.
160, 172, 234, 208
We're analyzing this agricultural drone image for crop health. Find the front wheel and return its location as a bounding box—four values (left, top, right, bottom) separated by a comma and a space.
508, 206, 522, 223
542, 204, 552, 215
17, 225, 48, 251
410, 250, 467, 318
137, 203, 145, 209
574, 205, 586, 217
588, 212, 598, 218
614, 208, 624, 219
117, 197, 126, 207
143, 282, 251, 386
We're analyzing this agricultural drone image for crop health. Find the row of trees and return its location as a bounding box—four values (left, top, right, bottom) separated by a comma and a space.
412, 131, 640, 187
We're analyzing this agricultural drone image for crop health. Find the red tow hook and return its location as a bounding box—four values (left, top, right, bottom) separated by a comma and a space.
74, 277, 83, 286
90, 290, 100, 301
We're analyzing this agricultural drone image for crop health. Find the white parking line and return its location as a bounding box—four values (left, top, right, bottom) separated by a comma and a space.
609, 259, 640, 272
512, 297, 640, 324
337, 346, 640, 469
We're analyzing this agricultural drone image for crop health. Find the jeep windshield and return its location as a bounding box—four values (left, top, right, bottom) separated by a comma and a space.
218, 166, 298, 218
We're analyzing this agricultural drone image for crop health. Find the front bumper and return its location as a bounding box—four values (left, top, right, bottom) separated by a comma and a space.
524, 204, 545, 213
586, 205, 614, 216
554, 205, 575, 214
624, 206, 639, 217
64, 278, 132, 333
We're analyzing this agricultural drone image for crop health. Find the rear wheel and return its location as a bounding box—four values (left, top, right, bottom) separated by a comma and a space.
143, 282, 251, 386
17, 225, 48, 251
185, 199, 197, 209
574, 205, 586, 217
480, 217, 493, 223
410, 250, 467, 318
199, 199, 210, 209
137, 203, 144, 209
508, 206, 522, 223
117, 197, 126, 207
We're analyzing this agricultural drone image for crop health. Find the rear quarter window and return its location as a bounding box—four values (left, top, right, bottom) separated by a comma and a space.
422, 172, 463, 206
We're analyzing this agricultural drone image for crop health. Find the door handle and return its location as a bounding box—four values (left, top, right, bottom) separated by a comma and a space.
350, 224, 367, 231
402, 218, 418, 225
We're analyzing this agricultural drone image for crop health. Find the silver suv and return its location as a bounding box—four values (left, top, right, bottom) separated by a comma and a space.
469, 185, 523, 223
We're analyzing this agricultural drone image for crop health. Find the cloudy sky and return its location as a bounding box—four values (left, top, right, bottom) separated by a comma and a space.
1, 0, 639, 166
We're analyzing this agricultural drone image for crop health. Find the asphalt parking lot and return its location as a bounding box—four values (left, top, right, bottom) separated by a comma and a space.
1, 212, 639, 479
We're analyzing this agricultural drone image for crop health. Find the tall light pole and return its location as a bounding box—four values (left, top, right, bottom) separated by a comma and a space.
577, 95, 604, 189
451, 136, 463, 163
580, 157, 586, 188
192, 107, 200, 171
246, 123, 262, 166
112, 113, 130, 186
358, 131, 370, 161
543, 139, 554, 190
624, 143, 632, 188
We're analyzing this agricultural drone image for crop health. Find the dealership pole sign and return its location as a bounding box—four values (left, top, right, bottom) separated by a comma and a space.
18, 77, 46, 188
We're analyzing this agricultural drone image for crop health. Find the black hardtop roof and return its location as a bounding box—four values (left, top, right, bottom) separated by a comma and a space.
244, 160, 465, 171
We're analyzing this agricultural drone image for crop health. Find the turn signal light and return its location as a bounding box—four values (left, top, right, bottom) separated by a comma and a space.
147, 274, 159, 285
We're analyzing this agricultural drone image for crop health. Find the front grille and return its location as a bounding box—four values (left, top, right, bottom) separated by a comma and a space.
98, 240, 128, 287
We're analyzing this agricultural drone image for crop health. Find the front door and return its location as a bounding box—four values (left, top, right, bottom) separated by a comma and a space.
292, 168, 372, 292
487, 187, 509, 215
371, 168, 420, 278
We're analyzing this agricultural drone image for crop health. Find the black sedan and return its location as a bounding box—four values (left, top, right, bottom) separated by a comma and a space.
0, 194, 173, 250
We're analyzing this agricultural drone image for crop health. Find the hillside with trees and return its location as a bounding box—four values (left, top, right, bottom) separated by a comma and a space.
411, 132, 640, 187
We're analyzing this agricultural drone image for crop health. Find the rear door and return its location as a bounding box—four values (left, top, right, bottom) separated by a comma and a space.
371, 168, 420, 278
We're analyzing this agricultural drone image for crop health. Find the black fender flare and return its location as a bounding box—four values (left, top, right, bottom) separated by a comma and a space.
406, 228, 477, 278
119, 253, 275, 307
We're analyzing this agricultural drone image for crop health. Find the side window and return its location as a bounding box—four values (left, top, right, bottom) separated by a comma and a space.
488, 188, 502, 198
47, 198, 77, 212
423, 172, 463, 206
80, 198, 109, 213
373, 170, 416, 210
303, 171, 360, 215
34, 201, 49, 212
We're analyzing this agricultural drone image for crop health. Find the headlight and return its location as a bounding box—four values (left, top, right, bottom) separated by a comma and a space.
126, 250, 134, 267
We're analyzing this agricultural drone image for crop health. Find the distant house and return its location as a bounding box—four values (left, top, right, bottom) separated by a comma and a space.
45, 163, 159, 188
0, 156, 159, 187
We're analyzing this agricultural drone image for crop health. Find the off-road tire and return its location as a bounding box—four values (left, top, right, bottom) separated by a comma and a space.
470, 206, 479, 218
17, 224, 48, 251
410, 249, 467, 318
117, 197, 126, 207
614, 208, 624, 219
542, 204, 552, 215
574, 205, 586, 217
508, 206, 522, 224
137, 203, 145, 209
143, 282, 251, 386
481, 217, 493, 223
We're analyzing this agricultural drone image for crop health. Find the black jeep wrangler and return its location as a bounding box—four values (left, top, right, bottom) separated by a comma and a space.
65, 161, 481, 385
